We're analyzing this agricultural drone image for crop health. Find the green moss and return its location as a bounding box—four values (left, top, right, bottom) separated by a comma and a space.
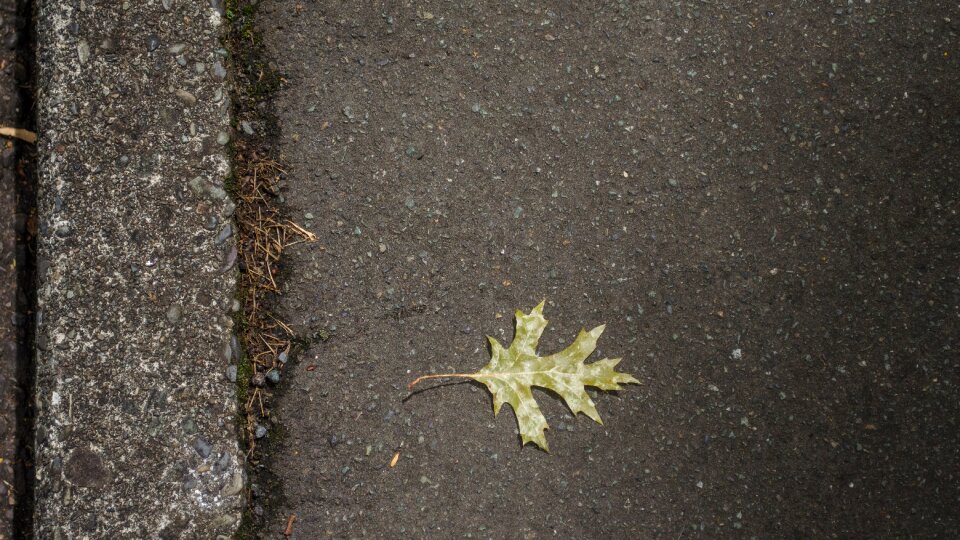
234, 508, 257, 540
235, 353, 253, 404
232, 486, 256, 540
264, 422, 288, 453
249, 62, 284, 100
223, 169, 240, 199
225, 0, 270, 88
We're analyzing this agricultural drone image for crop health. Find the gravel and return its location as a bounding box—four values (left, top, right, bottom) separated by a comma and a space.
166, 304, 182, 324
193, 438, 213, 459
215, 223, 233, 245
175, 89, 197, 106
212, 61, 226, 80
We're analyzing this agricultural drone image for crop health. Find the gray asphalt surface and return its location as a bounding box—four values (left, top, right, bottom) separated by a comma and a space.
252, 1, 958, 537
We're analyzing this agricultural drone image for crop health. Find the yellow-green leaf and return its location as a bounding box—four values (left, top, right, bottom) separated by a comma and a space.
470, 301, 638, 451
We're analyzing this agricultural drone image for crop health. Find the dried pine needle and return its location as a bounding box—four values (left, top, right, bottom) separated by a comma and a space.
234, 143, 317, 456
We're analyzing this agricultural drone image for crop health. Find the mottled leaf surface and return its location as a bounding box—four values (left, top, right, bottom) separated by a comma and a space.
472, 301, 639, 451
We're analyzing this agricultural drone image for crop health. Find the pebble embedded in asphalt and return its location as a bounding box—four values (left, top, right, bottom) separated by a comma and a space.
193, 438, 212, 459
215, 223, 233, 245
212, 61, 227, 80
166, 304, 182, 324
175, 89, 196, 106
77, 40, 90, 63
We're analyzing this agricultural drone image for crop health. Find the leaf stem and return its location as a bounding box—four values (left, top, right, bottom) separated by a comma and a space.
407, 373, 480, 390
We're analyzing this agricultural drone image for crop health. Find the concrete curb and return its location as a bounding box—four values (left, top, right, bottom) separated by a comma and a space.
34, 1, 241, 537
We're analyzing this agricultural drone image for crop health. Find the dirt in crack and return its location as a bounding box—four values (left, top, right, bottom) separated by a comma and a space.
224, 1, 317, 536
3, 0, 39, 536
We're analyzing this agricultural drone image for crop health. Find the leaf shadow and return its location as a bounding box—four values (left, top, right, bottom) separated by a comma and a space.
402, 379, 486, 404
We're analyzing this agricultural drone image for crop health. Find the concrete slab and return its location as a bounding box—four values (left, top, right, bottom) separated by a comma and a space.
33, 1, 242, 536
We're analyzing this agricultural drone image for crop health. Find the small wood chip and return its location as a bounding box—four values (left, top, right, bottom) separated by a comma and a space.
0, 126, 37, 143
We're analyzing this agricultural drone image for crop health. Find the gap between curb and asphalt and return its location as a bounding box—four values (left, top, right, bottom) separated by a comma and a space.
1, 0, 35, 537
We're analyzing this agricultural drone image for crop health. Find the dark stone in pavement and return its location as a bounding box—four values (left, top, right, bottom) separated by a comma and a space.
259, 1, 958, 538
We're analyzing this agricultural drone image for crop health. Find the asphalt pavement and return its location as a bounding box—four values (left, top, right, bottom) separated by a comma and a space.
249, 1, 959, 538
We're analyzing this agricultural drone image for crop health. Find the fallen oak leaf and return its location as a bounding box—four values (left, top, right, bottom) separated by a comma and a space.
409, 301, 639, 451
